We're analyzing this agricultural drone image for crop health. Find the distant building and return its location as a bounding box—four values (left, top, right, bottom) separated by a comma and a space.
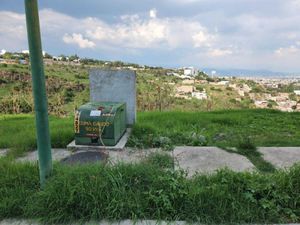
19, 59, 28, 65
216, 81, 229, 86
176, 85, 194, 94
183, 67, 198, 76
192, 91, 208, 100
255, 100, 268, 108
182, 79, 195, 85
53, 56, 62, 61
211, 70, 217, 77
0, 49, 6, 55
22, 50, 29, 54
294, 90, 300, 96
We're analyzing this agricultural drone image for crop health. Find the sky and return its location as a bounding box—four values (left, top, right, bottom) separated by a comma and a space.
1, 0, 300, 72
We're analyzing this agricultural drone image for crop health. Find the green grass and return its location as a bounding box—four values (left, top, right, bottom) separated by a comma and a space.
1, 109, 300, 162
0, 158, 300, 224
0, 114, 73, 157
126, 109, 300, 172
128, 109, 300, 148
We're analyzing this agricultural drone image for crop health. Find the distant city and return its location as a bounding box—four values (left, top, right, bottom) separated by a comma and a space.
2, 49, 300, 79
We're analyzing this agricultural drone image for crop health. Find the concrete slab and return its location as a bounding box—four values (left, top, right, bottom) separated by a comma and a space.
258, 147, 300, 169
107, 148, 165, 165
16, 149, 72, 163
174, 146, 255, 176
0, 149, 8, 158
1, 220, 300, 225
67, 128, 131, 152
15, 147, 164, 165
61, 151, 108, 165
0, 220, 188, 225
90, 69, 136, 125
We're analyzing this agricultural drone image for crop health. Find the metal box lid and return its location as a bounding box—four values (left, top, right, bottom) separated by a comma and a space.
78, 102, 125, 116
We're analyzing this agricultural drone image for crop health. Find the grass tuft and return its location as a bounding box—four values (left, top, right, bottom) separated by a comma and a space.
1, 159, 300, 223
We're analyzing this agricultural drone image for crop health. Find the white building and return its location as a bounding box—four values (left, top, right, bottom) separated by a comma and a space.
0, 49, 6, 55
294, 90, 300, 96
23, 50, 46, 56
52, 56, 62, 61
22, 50, 29, 54
183, 67, 198, 76
192, 91, 208, 100
216, 81, 229, 86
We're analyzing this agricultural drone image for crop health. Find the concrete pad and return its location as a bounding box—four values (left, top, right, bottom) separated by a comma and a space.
258, 147, 300, 169
67, 128, 131, 152
61, 151, 108, 165
15, 147, 164, 165
16, 148, 72, 163
1, 220, 300, 225
0, 149, 8, 158
107, 148, 166, 165
0, 220, 188, 225
174, 146, 255, 176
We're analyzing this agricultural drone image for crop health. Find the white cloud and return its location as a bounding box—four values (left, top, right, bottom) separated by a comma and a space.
275, 45, 300, 56
168, 0, 203, 4
0, 9, 216, 53
192, 31, 214, 47
149, 8, 157, 19
120, 14, 140, 22
208, 48, 233, 57
86, 18, 167, 48
86, 15, 215, 49
63, 33, 95, 48
4, 4, 300, 72
0, 11, 26, 50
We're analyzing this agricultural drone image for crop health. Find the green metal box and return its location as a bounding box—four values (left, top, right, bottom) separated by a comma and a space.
74, 102, 126, 146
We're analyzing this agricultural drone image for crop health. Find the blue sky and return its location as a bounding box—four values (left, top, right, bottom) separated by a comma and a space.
1, 0, 300, 72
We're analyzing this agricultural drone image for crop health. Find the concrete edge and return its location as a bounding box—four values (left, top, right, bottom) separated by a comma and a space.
67, 128, 132, 152
1, 219, 299, 225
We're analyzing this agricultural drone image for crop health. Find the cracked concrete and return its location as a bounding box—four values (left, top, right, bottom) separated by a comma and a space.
174, 146, 255, 176
9, 146, 300, 176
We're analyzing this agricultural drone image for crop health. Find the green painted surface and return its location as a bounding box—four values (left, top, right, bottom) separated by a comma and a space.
24, 0, 52, 188
75, 102, 126, 146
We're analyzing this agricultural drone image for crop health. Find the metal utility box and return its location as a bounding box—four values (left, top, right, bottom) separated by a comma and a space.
74, 102, 126, 146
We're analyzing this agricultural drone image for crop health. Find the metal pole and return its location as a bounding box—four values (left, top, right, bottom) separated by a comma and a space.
24, 0, 52, 188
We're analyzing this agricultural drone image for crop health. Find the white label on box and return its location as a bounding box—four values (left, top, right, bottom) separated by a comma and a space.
90, 110, 102, 116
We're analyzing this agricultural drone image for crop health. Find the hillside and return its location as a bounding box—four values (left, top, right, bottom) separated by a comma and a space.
0, 62, 258, 115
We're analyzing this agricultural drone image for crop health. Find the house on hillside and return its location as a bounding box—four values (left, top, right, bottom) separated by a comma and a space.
216, 81, 229, 86
175, 85, 195, 99
254, 100, 268, 108
183, 67, 198, 76
192, 91, 208, 100
0, 49, 6, 55
182, 79, 195, 85
176, 85, 194, 94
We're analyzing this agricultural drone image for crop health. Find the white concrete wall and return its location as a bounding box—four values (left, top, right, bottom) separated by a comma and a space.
89, 69, 136, 125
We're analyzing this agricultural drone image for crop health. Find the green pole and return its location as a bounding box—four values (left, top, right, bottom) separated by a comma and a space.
24, 0, 52, 188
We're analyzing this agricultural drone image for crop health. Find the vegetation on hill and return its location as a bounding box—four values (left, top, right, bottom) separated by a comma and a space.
0, 63, 257, 115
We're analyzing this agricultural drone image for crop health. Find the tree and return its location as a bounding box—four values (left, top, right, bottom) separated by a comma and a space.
69, 54, 79, 61
44, 52, 52, 59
